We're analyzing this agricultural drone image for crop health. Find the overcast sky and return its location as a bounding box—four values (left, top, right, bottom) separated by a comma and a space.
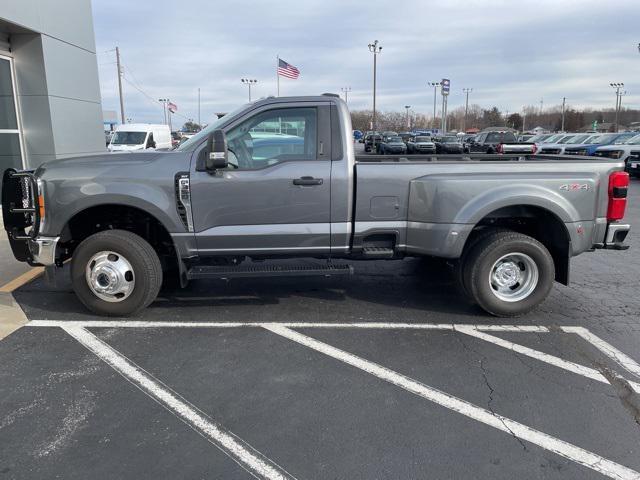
92, 0, 640, 126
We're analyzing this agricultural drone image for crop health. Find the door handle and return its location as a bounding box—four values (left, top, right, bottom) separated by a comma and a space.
293, 176, 323, 186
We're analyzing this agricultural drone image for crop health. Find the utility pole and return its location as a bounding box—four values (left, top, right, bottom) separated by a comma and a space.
341, 87, 352, 104
115, 46, 125, 124
462, 88, 472, 133
522, 108, 527, 133
241, 78, 258, 102
428, 82, 440, 130
368, 40, 382, 131
405, 105, 411, 129
561, 97, 566, 132
610, 83, 624, 132
198, 88, 201, 127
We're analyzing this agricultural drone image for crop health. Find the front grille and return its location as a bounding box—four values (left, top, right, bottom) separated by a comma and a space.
565, 148, 587, 156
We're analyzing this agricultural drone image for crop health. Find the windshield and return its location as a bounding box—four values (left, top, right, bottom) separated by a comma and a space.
566, 134, 591, 144
528, 134, 551, 143
176, 104, 249, 151
542, 134, 564, 143
557, 135, 576, 144
584, 135, 608, 144
111, 131, 147, 145
389, 136, 403, 142
443, 136, 459, 142
415, 136, 431, 142
613, 133, 636, 144
623, 134, 640, 145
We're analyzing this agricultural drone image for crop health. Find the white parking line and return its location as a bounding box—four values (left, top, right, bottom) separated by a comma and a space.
62, 325, 296, 480
263, 324, 640, 480
562, 327, 640, 380
455, 326, 640, 393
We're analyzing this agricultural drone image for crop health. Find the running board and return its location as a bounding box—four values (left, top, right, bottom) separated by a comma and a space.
362, 246, 395, 258
187, 263, 354, 280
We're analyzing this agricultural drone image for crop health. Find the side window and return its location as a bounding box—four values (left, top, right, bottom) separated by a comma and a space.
226, 107, 317, 170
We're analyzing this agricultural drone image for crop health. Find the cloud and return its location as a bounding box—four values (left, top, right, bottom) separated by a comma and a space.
93, 0, 640, 126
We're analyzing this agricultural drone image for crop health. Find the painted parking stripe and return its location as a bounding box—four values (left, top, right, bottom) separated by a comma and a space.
62, 326, 296, 480
263, 324, 640, 480
28, 320, 551, 331
455, 326, 640, 393
0, 267, 44, 293
562, 327, 640, 380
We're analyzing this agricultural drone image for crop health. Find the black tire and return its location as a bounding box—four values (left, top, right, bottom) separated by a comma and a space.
462, 230, 554, 317
71, 229, 163, 316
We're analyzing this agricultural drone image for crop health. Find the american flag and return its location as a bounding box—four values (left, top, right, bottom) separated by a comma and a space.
167, 102, 178, 113
277, 58, 300, 79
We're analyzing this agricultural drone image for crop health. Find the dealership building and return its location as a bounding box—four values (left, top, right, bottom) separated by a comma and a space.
0, 0, 104, 190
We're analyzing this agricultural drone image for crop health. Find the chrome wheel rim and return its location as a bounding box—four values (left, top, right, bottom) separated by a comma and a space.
489, 253, 539, 303
85, 251, 135, 302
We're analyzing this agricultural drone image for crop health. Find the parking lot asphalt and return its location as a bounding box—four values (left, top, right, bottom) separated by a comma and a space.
1, 174, 640, 479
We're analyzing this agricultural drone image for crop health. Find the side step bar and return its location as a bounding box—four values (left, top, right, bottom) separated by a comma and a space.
362, 246, 395, 258
187, 263, 354, 280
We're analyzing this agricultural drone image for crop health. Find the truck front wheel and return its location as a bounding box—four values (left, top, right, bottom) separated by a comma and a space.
71, 229, 163, 316
462, 231, 554, 317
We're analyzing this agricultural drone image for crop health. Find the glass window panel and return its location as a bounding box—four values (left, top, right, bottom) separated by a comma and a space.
0, 58, 18, 129
0, 133, 23, 198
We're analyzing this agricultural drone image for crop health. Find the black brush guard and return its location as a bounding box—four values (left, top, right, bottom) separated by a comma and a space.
2, 168, 40, 262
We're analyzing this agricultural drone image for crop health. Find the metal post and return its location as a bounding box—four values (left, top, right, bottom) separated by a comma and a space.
368, 41, 382, 131
341, 87, 351, 104
610, 83, 624, 132
276, 55, 280, 97
405, 105, 411, 129
115, 46, 125, 124
241, 79, 257, 102
561, 97, 566, 132
428, 82, 440, 129
522, 109, 526, 133
198, 88, 201, 127
159, 98, 167, 125
463, 88, 472, 132
441, 93, 446, 133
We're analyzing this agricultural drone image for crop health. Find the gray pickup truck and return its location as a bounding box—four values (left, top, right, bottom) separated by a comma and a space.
2, 94, 631, 317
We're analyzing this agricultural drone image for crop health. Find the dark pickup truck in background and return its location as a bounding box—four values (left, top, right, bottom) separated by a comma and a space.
2, 95, 631, 317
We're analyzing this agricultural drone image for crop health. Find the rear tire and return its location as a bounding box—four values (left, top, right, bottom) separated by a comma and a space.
462, 230, 554, 317
71, 229, 163, 316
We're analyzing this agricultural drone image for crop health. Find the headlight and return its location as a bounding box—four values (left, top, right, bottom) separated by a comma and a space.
611, 150, 624, 159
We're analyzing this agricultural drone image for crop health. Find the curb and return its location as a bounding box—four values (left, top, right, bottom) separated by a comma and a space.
0, 292, 29, 341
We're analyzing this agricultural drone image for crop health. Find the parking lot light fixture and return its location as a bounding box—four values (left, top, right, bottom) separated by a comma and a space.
368, 40, 382, 131
405, 105, 411, 129
241, 78, 258, 102
428, 82, 440, 129
609, 83, 624, 132
462, 88, 473, 132
341, 87, 352, 104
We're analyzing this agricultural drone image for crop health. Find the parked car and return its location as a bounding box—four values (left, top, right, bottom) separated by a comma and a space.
537, 134, 594, 155
108, 124, 172, 152
379, 135, 407, 154
406, 135, 436, 154
468, 130, 519, 153
518, 134, 534, 142
364, 133, 382, 153
435, 135, 464, 154
2, 94, 630, 319
563, 132, 637, 156
594, 133, 640, 176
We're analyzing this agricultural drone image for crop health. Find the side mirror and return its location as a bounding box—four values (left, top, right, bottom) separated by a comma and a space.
206, 129, 228, 170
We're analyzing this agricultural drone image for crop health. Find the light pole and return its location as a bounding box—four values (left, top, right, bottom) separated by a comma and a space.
462, 88, 472, 133
561, 97, 566, 132
368, 40, 382, 131
405, 105, 411, 129
428, 82, 440, 129
241, 78, 257, 102
158, 98, 168, 125
522, 107, 527, 133
341, 87, 352, 104
610, 83, 624, 132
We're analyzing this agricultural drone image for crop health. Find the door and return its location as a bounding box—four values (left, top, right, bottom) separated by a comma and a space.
0, 55, 25, 198
190, 104, 332, 255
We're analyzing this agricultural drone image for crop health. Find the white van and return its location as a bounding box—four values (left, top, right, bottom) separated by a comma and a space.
108, 124, 172, 152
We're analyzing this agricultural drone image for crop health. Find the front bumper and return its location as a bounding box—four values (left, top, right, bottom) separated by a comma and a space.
28, 236, 60, 266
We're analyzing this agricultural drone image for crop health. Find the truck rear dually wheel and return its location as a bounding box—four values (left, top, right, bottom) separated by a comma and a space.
71, 229, 162, 316
462, 230, 554, 317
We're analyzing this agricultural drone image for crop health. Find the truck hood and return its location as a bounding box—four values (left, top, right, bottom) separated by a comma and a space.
35, 151, 192, 181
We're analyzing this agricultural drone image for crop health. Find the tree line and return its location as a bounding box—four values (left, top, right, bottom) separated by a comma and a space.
350, 105, 640, 133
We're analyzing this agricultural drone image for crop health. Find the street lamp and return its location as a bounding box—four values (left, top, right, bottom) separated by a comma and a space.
368, 40, 382, 131
159, 98, 170, 127
428, 82, 440, 129
405, 105, 411, 129
610, 83, 624, 132
241, 78, 258, 102
341, 87, 352, 104
462, 88, 473, 133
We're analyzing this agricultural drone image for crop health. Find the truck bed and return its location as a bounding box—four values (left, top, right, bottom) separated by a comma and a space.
355, 153, 612, 163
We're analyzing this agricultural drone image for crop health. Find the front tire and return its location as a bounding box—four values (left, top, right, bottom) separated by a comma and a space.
462, 231, 554, 317
71, 229, 163, 316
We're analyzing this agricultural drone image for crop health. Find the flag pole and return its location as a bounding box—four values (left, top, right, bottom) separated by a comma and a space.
276, 54, 280, 97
